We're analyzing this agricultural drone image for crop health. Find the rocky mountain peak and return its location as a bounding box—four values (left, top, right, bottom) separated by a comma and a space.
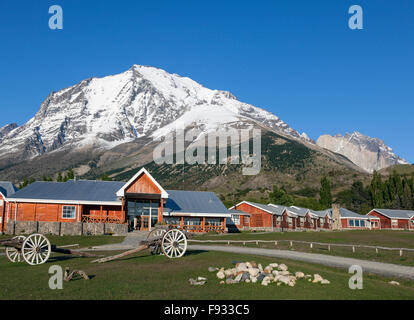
316, 132, 407, 173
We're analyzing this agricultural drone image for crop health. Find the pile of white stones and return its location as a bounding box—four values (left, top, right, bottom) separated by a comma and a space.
211, 261, 330, 287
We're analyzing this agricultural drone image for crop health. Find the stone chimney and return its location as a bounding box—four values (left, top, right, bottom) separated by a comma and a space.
331, 203, 342, 230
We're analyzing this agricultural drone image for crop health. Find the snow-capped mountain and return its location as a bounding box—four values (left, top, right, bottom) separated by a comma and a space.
316, 132, 408, 173
0, 65, 312, 162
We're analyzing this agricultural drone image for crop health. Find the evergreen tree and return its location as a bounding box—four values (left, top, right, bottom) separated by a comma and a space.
269, 185, 293, 206
101, 174, 112, 181
402, 182, 413, 210
57, 172, 63, 182
370, 171, 384, 208
67, 168, 75, 180
319, 176, 332, 208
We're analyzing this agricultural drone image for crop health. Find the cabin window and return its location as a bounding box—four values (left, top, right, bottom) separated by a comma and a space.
184, 217, 202, 226
349, 219, 354, 227
232, 215, 240, 225
62, 206, 76, 219
391, 219, 398, 227
361, 220, 365, 227
355, 220, 360, 227
205, 218, 221, 226
164, 217, 181, 225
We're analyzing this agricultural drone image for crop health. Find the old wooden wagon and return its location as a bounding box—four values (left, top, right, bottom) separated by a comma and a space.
1, 228, 189, 266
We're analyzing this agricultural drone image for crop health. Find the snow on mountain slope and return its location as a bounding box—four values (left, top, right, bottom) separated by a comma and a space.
316, 132, 408, 173
0, 65, 309, 162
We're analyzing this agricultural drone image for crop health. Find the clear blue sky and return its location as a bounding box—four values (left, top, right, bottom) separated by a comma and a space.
0, 1, 413, 162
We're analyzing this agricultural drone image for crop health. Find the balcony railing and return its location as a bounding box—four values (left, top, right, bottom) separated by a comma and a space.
82, 215, 124, 224
165, 223, 225, 233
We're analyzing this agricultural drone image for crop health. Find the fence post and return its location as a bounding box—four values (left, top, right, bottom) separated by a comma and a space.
310, 243, 313, 249
275, 241, 277, 246
400, 249, 403, 257
375, 247, 378, 254
352, 246, 355, 253
256, 241, 259, 246
243, 241, 246, 246
290, 241, 293, 247
328, 244, 330, 252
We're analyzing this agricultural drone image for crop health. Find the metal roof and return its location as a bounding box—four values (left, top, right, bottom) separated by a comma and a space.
229, 209, 251, 216
164, 190, 231, 217
288, 206, 309, 217
0, 181, 18, 197
371, 208, 414, 219
242, 201, 285, 215
314, 209, 332, 218
8, 180, 125, 204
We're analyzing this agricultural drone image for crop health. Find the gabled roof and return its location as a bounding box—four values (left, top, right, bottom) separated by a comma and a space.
232, 201, 286, 215
116, 167, 168, 199
229, 209, 251, 216
369, 208, 414, 220
322, 207, 370, 219
314, 209, 332, 218
7, 180, 124, 205
288, 206, 319, 218
0, 181, 18, 198
163, 190, 230, 217
267, 203, 291, 215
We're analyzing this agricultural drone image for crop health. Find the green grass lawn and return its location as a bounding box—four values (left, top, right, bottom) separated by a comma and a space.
0, 235, 125, 249
1, 249, 414, 300
193, 230, 414, 267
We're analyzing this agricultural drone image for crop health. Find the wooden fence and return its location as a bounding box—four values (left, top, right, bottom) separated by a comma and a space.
187, 239, 414, 256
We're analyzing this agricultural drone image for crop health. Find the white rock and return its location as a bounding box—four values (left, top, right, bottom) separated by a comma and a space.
208, 267, 218, 272
234, 273, 243, 283
197, 277, 207, 281
251, 277, 258, 283
389, 281, 400, 286
295, 272, 305, 279
278, 275, 290, 285
224, 268, 237, 277
321, 279, 330, 285
258, 264, 263, 272
217, 270, 225, 279
236, 263, 249, 273
248, 268, 260, 277
272, 270, 280, 276
264, 266, 272, 274
280, 271, 290, 276
269, 263, 278, 268
313, 274, 323, 283
278, 264, 288, 271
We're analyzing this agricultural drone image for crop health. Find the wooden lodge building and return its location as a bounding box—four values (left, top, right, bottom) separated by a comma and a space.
228, 201, 331, 231
1, 168, 230, 234
368, 209, 414, 230
228, 201, 385, 231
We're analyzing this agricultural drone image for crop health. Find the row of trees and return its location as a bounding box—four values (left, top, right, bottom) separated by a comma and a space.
269, 176, 333, 211
269, 170, 414, 214
18, 169, 112, 189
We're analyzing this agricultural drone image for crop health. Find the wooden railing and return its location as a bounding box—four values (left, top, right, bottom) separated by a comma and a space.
164, 223, 225, 233
82, 216, 124, 224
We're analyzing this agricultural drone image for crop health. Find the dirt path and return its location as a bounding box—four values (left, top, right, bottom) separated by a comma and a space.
188, 244, 414, 280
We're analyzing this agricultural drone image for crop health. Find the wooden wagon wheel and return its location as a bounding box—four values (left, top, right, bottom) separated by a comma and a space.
161, 229, 187, 259
21, 234, 51, 266
147, 228, 167, 255
5, 235, 26, 263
